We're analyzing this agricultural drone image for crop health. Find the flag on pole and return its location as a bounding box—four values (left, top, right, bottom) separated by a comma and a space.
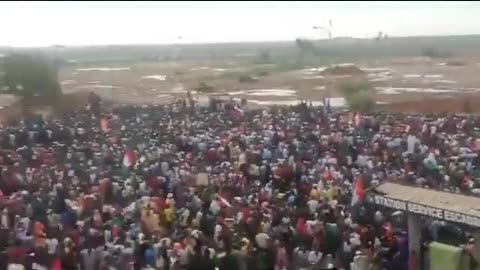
123, 150, 136, 168
405, 124, 411, 133
216, 194, 232, 208
232, 106, 244, 120
354, 113, 362, 127
100, 118, 109, 132
351, 174, 366, 207
121, 150, 136, 178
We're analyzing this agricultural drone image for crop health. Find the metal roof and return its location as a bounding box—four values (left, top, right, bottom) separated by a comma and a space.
374, 182, 480, 218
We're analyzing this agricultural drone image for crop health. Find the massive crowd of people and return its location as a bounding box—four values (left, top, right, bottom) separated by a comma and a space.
0, 92, 479, 270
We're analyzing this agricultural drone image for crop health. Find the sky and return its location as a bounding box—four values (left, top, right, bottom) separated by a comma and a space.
0, 1, 479, 47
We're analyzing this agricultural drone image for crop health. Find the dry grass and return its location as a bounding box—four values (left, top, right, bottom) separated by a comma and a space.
1, 55, 478, 118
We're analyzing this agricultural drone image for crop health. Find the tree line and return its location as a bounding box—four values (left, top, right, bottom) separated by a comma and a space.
1, 50, 62, 115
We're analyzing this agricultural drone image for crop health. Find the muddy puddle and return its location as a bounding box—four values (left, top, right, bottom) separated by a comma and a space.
403, 74, 444, 79
246, 97, 385, 107
191, 67, 211, 71
75, 85, 121, 90
377, 87, 458, 95
361, 67, 391, 73
424, 74, 443, 79
76, 67, 131, 72
403, 74, 422, 78
369, 77, 392, 82
229, 89, 297, 97
435, 80, 457, 84
367, 71, 393, 82
337, 63, 356, 67
61, 80, 76, 85
303, 75, 325, 80
301, 67, 328, 74
246, 97, 345, 107
142, 75, 167, 81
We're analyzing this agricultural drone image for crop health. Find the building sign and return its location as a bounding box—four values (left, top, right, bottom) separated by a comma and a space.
370, 194, 480, 228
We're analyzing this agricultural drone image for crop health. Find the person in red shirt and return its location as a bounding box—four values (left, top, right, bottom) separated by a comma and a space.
34, 221, 47, 248
146, 176, 161, 194
296, 217, 309, 239
7, 239, 28, 265
207, 148, 217, 164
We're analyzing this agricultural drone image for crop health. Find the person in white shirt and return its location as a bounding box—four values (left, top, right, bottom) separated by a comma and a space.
8, 264, 25, 270
407, 134, 418, 154
255, 232, 270, 249
1, 208, 9, 229
307, 250, 322, 267
46, 238, 59, 255
307, 199, 319, 215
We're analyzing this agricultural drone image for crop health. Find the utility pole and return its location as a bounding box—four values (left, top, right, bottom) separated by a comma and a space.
174, 36, 183, 60
313, 18, 333, 39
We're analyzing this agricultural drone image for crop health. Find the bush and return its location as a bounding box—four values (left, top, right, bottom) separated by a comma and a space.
174, 70, 185, 76
255, 70, 270, 77
238, 74, 259, 83
422, 47, 442, 58
273, 61, 304, 72
195, 82, 214, 93
258, 50, 271, 64
345, 92, 376, 112
339, 82, 375, 113
339, 82, 372, 97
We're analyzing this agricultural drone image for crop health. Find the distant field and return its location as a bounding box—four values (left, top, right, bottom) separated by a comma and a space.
58, 51, 480, 112
5, 34, 480, 114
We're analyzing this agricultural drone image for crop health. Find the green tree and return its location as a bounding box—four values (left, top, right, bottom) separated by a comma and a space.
194, 81, 214, 93
3, 51, 62, 115
339, 82, 375, 113
257, 49, 271, 64
422, 47, 442, 58
295, 38, 317, 63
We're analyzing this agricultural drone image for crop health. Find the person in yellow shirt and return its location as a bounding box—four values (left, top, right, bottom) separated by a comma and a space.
164, 204, 176, 226
323, 186, 334, 202
141, 206, 160, 233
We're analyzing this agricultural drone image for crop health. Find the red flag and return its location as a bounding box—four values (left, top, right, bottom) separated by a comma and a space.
217, 194, 232, 208
351, 175, 366, 206
100, 118, 109, 132
123, 150, 137, 168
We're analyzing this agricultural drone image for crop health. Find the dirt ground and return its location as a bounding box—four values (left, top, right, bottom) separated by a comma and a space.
6, 55, 480, 115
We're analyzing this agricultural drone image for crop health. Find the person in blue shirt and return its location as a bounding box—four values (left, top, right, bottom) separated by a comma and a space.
144, 246, 156, 268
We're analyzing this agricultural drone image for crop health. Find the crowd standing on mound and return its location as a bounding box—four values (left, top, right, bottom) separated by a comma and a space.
0, 91, 479, 270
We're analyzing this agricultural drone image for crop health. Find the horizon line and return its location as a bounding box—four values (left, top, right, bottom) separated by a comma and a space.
3, 33, 480, 49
